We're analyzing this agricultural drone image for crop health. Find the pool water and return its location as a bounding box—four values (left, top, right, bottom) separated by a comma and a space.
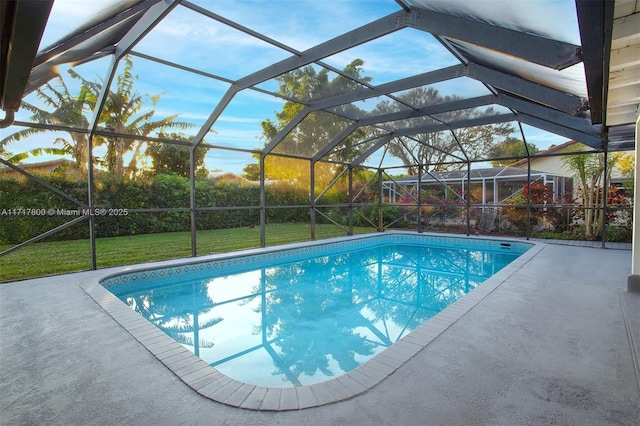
108, 235, 528, 388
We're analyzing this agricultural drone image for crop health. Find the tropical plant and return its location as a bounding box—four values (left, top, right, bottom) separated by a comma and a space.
1, 56, 193, 180
561, 150, 619, 239
92, 56, 194, 179
0, 72, 93, 175
502, 181, 571, 232
616, 152, 635, 195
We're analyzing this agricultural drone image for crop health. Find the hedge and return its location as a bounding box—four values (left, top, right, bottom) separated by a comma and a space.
0, 174, 311, 244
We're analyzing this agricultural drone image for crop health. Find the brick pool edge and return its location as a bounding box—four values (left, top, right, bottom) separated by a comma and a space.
81, 233, 544, 411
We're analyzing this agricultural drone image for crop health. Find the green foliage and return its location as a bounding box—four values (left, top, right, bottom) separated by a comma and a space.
1, 56, 194, 180
254, 59, 374, 180
1, 74, 92, 175
352, 205, 406, 228
196, 178, 261, 229
0, 175, 88, 243
0, 174, 317, 244
501, 193, 528, 230
501, 181, 571, 232
489, 137, 539, 167
264, 181, 310, 223
146, 132, 208, 178
241, 162, 260, 181
561, 150, 618, 239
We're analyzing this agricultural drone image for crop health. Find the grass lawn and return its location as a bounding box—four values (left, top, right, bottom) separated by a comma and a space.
0, 224, 374, 283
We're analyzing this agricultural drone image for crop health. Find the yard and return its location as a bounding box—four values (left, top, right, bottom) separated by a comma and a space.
0, 224, 373, 282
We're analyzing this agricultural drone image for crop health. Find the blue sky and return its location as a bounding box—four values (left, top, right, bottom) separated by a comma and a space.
3, 0, 582, 175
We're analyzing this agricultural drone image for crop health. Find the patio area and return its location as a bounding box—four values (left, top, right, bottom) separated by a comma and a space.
1, 241, 638, 425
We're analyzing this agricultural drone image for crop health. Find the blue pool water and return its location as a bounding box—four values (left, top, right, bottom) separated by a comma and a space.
104, 234, 531, 388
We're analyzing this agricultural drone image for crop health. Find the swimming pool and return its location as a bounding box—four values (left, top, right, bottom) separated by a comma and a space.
85, 232, 538, 410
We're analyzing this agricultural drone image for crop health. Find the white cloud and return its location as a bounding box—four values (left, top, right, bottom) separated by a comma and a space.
216, 116, 261, 124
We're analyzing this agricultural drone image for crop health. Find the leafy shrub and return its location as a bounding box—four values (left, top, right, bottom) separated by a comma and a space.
501, 182, 572, 232
352, 204, 406, 228
0, 175, 88, 243
0, 174, 320, 243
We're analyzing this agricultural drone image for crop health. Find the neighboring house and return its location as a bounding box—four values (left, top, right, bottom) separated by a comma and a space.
0, 159, 81, 179
383, 167, 571, 204
511, 140, 628, 187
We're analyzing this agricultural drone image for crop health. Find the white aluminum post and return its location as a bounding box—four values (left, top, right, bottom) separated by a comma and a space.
629, 115, 640, 292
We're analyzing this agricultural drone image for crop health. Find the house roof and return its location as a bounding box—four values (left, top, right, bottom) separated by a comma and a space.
509, 140, 581, 168
389, 167, 560, 184
0, 158, 73, 173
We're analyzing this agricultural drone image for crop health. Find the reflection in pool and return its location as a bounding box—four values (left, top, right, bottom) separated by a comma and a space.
110, 240, 525, 387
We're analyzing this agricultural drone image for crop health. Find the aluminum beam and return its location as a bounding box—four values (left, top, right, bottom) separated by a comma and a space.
190, 9, 411, 148
309, 65, 466, 111
182, 1, 299, 55
575, 0, 615, 125
392, 113, 517, 137
410, 7, 582, 70
496, 92, 602, 137
234, 10, 411, 90
313, 95, 495, 162
367, 95, 495, 125
465, 63, 586, 115
350, 134, 394, 167
402, 134, 467, 163
262, 107, 312, 154
313, 122, 361, 161
190, 86, 238, 147
34, 0, 153, 66
517, 114, 604, 149
113, 0, 181, 58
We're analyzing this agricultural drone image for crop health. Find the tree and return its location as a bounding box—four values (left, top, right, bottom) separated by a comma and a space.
0, 147, 12, 160
375, 87, 515, 173
258, 59, 374, 184
562, 150, 619, 240
92, 56, 193, 179
1, 56, 192, 180
616, 152, 635, 195
146, 132, 208, 178
489, 137, 539, 167
0, 73, 94, 175
241, 162, 260, 181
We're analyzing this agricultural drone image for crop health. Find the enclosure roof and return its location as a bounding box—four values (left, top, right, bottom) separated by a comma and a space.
388, 167, 560, 183
2, 0, 638, 165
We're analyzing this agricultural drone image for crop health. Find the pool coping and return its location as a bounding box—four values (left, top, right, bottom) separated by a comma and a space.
80, 231, 544, 411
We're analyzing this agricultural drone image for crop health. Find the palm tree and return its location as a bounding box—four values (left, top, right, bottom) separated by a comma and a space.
96, 56, 194, 179
1, 56, 193, 180
0, 74, 94, 176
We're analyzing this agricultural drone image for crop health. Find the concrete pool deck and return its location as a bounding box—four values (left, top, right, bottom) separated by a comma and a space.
1, 241, 639, 425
